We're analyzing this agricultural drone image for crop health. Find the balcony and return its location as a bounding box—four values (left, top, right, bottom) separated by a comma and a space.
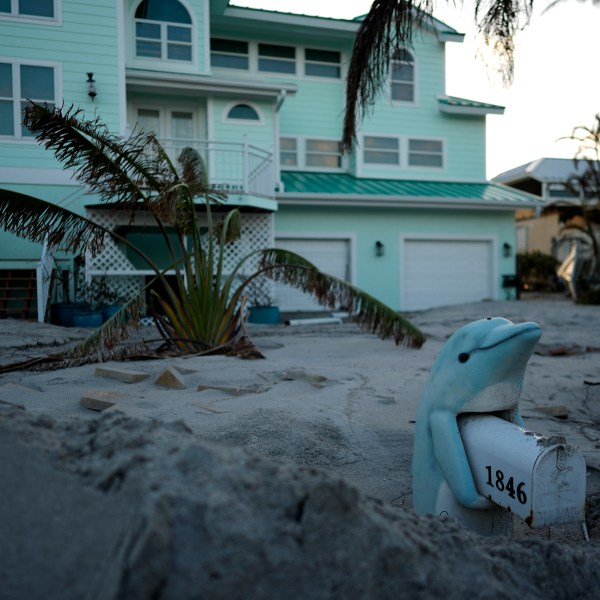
159, 136, 276, 200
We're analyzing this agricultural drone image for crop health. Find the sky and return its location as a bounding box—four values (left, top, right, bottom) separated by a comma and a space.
231, 0, 600, 179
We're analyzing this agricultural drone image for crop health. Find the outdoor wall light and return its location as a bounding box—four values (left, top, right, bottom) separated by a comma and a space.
375, 240, 385, 257
503, 242, 513, 258
86, 72, 97, 101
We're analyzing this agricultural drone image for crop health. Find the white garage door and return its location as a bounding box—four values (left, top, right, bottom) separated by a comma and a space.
402, 239, 494, 311
274, 238, 350, 312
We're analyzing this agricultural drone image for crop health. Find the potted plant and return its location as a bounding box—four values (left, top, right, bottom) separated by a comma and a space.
246, 276, 280, 325
74, 275, 125, 326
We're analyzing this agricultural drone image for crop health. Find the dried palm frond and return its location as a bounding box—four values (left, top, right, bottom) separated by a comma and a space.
256, 248, 426, 348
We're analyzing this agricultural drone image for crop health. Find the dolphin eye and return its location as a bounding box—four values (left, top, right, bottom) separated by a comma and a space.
458, 353, 470, 363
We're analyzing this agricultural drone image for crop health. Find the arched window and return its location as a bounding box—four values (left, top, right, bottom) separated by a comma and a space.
390, 49, 414, 102
226, 103, 260, 121
134, 0, 192, 62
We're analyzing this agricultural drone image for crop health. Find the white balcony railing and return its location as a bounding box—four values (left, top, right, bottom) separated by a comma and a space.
159, 135, 275, 199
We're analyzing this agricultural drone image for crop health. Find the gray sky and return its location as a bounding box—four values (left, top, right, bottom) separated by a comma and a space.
232, 0, 600, 178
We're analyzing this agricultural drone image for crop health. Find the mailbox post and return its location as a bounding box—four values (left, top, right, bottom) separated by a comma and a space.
459, 415, 586, 528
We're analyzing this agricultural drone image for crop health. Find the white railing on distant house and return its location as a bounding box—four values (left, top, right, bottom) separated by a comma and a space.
159, 135, 275, 199
37, 239, 56, 322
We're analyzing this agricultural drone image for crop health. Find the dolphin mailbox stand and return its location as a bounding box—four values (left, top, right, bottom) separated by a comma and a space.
412, 317, 588, 537
458, 414, 586, 528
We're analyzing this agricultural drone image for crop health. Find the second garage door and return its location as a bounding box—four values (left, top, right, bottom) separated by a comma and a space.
401, 238, 494, 311
274, 238, 350, 312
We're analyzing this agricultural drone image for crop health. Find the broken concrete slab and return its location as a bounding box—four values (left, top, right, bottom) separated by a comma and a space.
196, 383, 266, 395
80, 390, 120, 412
154, 366, 186, 390
95, 366, 149, 384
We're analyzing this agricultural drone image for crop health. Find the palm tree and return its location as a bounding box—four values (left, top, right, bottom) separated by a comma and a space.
0, 103, 425, 368
342, 0, 563, 152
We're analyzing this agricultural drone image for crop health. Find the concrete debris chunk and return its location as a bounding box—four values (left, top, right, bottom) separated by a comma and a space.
154, 366, 186, 390
196, 383, 265, 395
95, 366, 149, 384
80, 390, 120, 412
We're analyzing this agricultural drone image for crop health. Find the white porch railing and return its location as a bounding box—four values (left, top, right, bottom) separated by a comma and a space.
160, 135, 275, 199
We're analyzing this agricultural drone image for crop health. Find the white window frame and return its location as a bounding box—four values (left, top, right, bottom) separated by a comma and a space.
303, 47, 341, 80
279, 136, 344, 171
363, 135, 400, 166
389, 48, 416, 105
0, 0, 60, 24
0, 58, 60, 142
210, 37, 249, 71
258, 42, 296, 75
129, 0, 197, 70
210, 39, 345, 81
407, 137, 444, 169
222, 101, 264, 125
360, 134, 445, 171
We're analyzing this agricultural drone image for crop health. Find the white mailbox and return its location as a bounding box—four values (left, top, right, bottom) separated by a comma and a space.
458, 414, 586, 528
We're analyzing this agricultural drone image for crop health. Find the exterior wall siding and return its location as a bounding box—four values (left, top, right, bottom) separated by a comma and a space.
275, 206, 516, 309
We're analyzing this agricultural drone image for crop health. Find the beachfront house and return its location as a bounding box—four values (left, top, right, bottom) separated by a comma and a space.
0, 0, 542, 321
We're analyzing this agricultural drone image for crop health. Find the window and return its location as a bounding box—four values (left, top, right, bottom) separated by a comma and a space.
0, 0, 54, 18
280, 138, 297, 167
305, 48, 341, 78
211, 38, 249, 70
258, 43, 295, 74
391, 48, 414, 102
134, 0, 192, 62
0, 62, 55, 138
408, 139, 443, 168
306, 139, 341, 168
363, 136, 400, 165
226, 103, 260, 121
280, 138, 341, 170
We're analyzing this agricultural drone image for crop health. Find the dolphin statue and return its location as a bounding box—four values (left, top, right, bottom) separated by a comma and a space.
412, 317, 542, 535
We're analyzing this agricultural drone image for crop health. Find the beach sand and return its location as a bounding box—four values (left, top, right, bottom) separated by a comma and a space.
1, 295, 600, 598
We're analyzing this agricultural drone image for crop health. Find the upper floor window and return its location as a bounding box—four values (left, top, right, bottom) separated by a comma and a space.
226, 103, 260, 121
0, 0, 54, 19
280, 137, 342, 170
408, 139, 443, 168
390, 48, 414, 103
305, 49, 341, 78
211, 38, 249, 70
134, 0, 192, 62
0, 61, 55, 138
363, 136, 400, 165
362, 135, 443, 169
258, 43, 295, 74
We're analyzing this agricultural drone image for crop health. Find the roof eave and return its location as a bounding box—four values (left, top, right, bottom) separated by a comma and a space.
439, 104, 505, 116
276, 193, 543, 210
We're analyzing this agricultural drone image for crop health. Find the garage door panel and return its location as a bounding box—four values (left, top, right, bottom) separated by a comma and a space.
402, 239, 493, 311
274, 238, 349, 312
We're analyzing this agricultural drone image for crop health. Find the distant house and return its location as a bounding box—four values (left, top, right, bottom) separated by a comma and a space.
493, 158, 594, 257
0, 0, 541, 320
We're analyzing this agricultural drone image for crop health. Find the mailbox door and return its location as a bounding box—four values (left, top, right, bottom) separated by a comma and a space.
530, 446, 586, 528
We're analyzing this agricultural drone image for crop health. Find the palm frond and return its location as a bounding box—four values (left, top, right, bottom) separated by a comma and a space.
70, 294, 145, 359
258, 248, 426, 348
24, 103, 169, 212
342, 0, 433, 152
0, 188, 110, 255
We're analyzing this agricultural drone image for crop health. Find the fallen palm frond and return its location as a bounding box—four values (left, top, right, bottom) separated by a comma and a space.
256, 248, 426, 348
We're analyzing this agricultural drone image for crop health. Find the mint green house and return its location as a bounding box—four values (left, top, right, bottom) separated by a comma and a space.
0, 0, 540, 320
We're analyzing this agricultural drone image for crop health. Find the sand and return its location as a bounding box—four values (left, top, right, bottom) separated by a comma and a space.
1, 295, 600, 598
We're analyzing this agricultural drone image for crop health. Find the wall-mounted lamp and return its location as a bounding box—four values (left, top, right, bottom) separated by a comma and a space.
86, 72, 97, 101
503, 242, 513, 258
375, 240, 385, 257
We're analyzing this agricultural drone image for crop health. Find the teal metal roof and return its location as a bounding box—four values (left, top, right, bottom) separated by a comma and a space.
438, 96, 504, 115
278, 172, 543, 209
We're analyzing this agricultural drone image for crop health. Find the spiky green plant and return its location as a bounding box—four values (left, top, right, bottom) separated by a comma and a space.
0, 103, 425, 364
